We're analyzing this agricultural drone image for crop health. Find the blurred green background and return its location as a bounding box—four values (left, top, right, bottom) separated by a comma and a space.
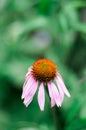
0, 0, 86, 130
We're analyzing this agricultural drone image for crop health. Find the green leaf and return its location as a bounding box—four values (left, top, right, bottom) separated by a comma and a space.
66, 118, 86, 130
65, 100, 82, 123
74, 23, 86, 33
67, 0, 86, 8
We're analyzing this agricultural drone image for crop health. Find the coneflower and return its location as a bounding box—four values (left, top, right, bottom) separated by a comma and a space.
22, 59, 70, 111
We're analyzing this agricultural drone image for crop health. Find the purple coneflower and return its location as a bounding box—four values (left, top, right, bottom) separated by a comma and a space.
22, 59, 70, 111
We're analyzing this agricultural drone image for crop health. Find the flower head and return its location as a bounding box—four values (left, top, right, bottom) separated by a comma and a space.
22, 59, 70, 111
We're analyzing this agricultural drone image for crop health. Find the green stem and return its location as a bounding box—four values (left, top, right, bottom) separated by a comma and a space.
45, 84, 64, 130
52, 106, 61, 130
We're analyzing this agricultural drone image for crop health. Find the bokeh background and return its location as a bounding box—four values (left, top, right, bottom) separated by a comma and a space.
0, 0, 86, 130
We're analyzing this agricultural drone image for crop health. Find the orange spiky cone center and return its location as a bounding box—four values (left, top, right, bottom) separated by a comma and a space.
32, 59, 57, 82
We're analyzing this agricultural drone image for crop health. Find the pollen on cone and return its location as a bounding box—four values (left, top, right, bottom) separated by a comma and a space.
32, 59, 57, 82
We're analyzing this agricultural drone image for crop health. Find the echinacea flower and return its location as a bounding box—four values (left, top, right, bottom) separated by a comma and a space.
22, 59, 70, 111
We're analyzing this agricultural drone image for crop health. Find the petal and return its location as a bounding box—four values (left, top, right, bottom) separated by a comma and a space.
24, 79, 38, 99
38, 83, 45, 111
25, 66, 32, 78
57, 73, 71, 97
55, 78, 64, 104
48, 82, 55, 107
24, 97, 32, 107
23, 74, 32, 90
50, 82, 62, 107
23, 80, 38, 107
22, 75, 34, 99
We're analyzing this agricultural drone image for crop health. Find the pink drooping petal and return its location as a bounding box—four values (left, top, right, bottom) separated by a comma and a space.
55, 78, 64, 104
22, 75, 34, 99
57, 73, 71, 97
22, 66, 33, 91
23, 74, 32, 90
23, 78, 38, 99
48, 82, 61, 107
50, 82, 62, 107
25, 66, 32, 78
24, 97, 32, 107
23, 80, 38, 107
48, 82, 55, 107
38, 83, 45, 111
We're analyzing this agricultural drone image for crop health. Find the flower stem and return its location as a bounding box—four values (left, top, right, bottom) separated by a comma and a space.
52, 106, 64, 130
45, 84, 64, 130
